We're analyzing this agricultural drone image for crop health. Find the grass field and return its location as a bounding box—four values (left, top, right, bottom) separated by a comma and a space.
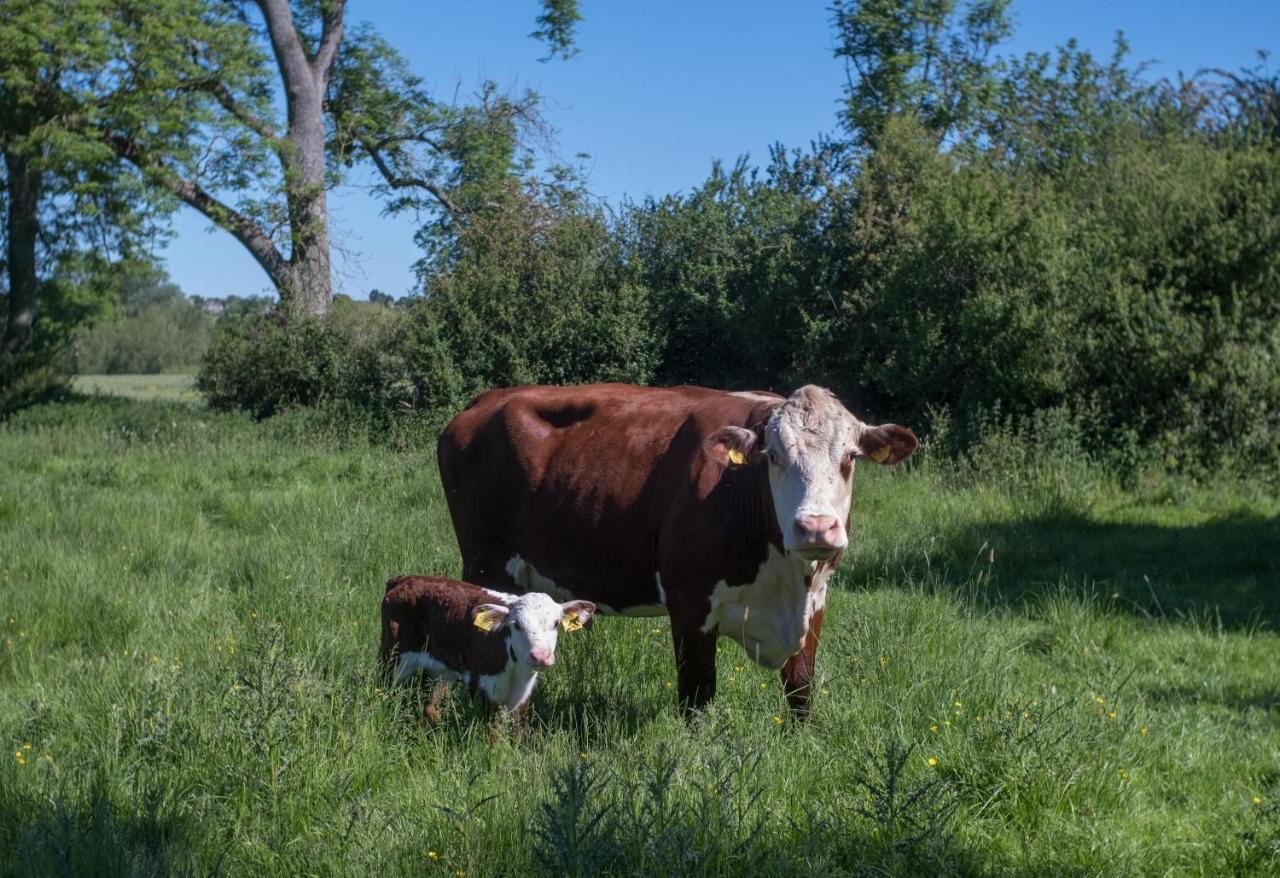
1, 397, 1278, 876
72, 374, 199, 403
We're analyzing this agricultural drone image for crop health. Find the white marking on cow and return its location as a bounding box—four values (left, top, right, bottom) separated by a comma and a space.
655, 573, 667, 606
392, 650, 462, 686
731, 391, 784, 404
504, 555, 574, 601
700, 546, 830, 669
762, 387, 858, 556
478, 663, 541, 711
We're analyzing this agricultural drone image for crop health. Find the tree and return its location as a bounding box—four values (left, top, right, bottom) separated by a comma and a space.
831, 0, 1011, 148
100, 0, 583, 316
0, 0, 162, 354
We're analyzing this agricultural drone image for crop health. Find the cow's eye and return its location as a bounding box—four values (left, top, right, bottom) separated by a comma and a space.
767, 449, 781, 466
512, 621, 522, 632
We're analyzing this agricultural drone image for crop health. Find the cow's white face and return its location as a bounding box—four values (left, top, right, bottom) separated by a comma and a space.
707, 386, 919, 561
473, 595, 596, 669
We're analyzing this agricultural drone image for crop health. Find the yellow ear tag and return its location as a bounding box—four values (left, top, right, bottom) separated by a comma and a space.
870, 445, 891, 463
727, 449, 745, 465
561, 615, 584, 632
473, 610, 500, 632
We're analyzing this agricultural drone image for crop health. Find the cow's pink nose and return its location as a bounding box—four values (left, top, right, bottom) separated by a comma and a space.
529, 649, 555, 668
794, 514, 843, 548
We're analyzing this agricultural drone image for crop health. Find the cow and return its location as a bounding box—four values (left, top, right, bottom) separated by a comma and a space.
436, 384, 918, 716
380, 575, 596, 720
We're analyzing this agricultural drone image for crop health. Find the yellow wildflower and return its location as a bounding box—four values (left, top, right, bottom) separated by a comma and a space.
1095, 696, 1105, 705
428, 850, 439, 861
927, 757, 938, 767
1139, 726, 1148, 736
772, 715, 784, 726
930, 724, 939, 733
1253, 796, 1264, 806
1108, 711, 1116, 720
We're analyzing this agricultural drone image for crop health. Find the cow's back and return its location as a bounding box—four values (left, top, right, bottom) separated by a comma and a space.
437, 384, 778, 612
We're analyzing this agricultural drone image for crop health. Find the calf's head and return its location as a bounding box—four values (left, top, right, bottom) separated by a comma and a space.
707, 386, 918, 561
472, 594, 596, 669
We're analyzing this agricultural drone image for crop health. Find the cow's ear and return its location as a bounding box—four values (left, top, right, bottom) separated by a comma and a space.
855, 424, 919, 465
704, 426, 761, 467
560, 600, 596, 632
472, 604, 510, 632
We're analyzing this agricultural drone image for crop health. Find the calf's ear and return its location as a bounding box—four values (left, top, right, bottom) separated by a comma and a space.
472, 604, 510, 632
560, 600, 597, 631
704, 426, 762, 468
855, 424, 919, 465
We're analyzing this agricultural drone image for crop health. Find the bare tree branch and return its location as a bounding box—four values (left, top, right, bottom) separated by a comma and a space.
360, 135, 459, 215
105, 132, 288, 285
198, 78, 280, 142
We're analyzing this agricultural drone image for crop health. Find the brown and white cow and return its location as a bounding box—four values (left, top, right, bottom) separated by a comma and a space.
436, 384, 917, 715
380, 575, 596, 717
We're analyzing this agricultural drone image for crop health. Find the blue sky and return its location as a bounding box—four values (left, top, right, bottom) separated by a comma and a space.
162, 1, 1279, 301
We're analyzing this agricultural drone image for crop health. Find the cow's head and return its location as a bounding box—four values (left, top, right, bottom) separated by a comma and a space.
473, 594, 597, 669
706, 386, 918, 561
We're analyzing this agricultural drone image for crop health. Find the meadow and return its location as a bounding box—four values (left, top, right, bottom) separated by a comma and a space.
1, 396, 1277, 876
71, 374, 200, 404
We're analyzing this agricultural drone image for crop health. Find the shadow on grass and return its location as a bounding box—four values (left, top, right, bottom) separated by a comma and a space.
847, 512, 1280, 630
1, 782, 210, 878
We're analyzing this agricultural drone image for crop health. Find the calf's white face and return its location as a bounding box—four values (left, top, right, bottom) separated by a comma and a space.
708, 386, 919, 561
473, 594, 596, 669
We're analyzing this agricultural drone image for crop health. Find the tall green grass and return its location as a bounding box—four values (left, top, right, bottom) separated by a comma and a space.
1, 398, 1277, 875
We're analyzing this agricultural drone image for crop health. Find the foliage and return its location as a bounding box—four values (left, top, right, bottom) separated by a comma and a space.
415, 176, 659, 394
614, 32, 1280, 474
830, 0, 1012, 148
0, 399, 1277, 874
76, 269, 214, 374
198, 176, 659, 420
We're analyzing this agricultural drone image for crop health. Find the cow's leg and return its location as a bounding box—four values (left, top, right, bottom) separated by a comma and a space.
671, 617, 718, 716
780, 607, 825, 717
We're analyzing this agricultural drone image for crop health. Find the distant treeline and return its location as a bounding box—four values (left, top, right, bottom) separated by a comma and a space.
202, 26, 1280, 474
73, 268, 274, 375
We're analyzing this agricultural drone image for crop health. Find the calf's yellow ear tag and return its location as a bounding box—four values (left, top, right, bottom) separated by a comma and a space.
727, 448, 746, 465
561, 613, 584, 632
870, 445, 892, 463
473, 609, 502, 632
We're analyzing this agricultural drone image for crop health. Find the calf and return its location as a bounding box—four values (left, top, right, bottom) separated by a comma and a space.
379, 575, 595, 718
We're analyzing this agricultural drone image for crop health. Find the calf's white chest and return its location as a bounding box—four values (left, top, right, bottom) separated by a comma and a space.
701, 546, 828, 670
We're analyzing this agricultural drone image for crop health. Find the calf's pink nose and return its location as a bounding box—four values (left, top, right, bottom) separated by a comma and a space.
529, 648, 555, 667
795, 514, 843, 547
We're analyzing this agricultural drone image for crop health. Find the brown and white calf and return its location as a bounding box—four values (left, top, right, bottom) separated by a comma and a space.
379, 575, 596, 716
437, 384, 918, 716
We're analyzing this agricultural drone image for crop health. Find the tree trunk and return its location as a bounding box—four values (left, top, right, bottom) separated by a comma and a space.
279, 81, 332, 316
259, 0, 342, 317
3, 148, 40, 353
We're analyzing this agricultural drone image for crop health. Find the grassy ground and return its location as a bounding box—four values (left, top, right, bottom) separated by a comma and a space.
1, 397, 1277, 876
72, 374, 199, 403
